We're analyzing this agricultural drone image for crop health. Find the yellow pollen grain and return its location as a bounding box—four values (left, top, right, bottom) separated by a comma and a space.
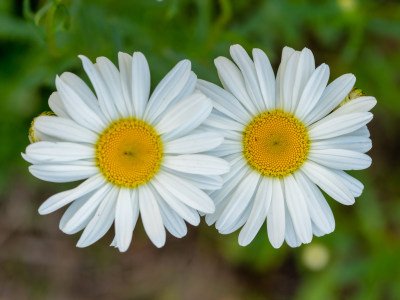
243, 110, 310, 178
95, 118, 163, 188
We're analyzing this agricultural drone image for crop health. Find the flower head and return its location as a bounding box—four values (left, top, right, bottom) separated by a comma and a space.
23, 52, 229, 251
198, 45, 375, 248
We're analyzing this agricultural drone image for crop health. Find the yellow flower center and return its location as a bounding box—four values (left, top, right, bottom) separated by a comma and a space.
95, 118, 163, 188
243, 110, 310, 178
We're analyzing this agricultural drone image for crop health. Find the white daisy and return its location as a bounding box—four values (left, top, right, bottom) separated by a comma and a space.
197, 45, 376, 248
23, 52, 230, 252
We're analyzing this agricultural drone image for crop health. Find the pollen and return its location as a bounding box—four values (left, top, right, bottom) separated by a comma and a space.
95, 118, 163, 188
243, 110, 310, 178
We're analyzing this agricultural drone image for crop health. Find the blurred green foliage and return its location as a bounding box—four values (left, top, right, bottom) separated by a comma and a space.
1, 0, 400, 299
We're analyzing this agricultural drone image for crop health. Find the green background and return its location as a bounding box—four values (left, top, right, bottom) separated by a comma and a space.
0, 0, 399, 299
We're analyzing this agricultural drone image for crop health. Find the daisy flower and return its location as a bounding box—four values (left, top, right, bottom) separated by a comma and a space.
197, 45, 376, 248
23, 52, 229, 251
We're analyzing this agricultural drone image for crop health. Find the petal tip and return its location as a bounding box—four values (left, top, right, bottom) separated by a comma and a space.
78, 54, 88, 61
118, 246, 129, 253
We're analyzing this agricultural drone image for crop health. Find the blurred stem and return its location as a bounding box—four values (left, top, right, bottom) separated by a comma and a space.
195, 0, 210, 44
342, 9, 367, 62
23, 0, 62, 56
45, 3, 59, 56
206, 0, 232, 50
22, 0, 35, 20
34, 1, 53, 25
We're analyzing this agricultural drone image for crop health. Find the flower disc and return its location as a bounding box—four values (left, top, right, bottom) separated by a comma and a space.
243, 110, 310, 177
95, 118, 163, 188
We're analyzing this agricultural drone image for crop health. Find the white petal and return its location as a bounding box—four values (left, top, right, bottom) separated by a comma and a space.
59, 192, 96, 234
131, 52, 150, 118
48, 92, 69, 118
304, 74, 356, 125
283, 48, 315, 113
138, 184, 166, 248
216, 170, 260, 232
163, 154, 230, 175
312, 223, 328, 237
311, 136, 372, 153
283, 175, 312, 244
160, 111, 215, 142
239, 176, 272, 246
230, 44, 265, 112
118, 52, 134, 116
58, 72, 105, 118
308, 112, 373, 140
150, 180, 200, 225
29, 164, 98, 183
203, 111, 245, 132
330, 169, 364, 197
79, 55, 118, 121
159, 71, 198, 117
164, 132, 223, 154
96, 56, 128, 118
212, 157, 249, 207
294, 171, 335, 234
149, 72, 196, 132
61, 183, 112, 234
203, 139, 242, 157
115, 188, 139, 252
33, 127, 61, 143
302, 161, 354, 205
196, 79, 251, 124
316, 96, 377, 126
215, 56, 258, 115
165, 170, 223, 191
40, 190, 72, 215
177, 71, 197, 101
144, 60, 191, 123
110, 236, 118, 247
155, 193, 187, 238
198, 126, 242, 142
279, 47, 296, 66
291, 48, 316, 112
267, 179, 285, 248
295, 64, 330, 120
147, 70, 194, 125
346, 126, 370, 138
219, 200, 253, 235
309, 149, 372, 170
329, 96, 377, 117
185, 174, 222, 191
223, 152, 247, 172
56, 75, 106, 132
155, 92, 212, 135
205, 199, 226, 226
38, 174, 105, 214
154, 171, 215, 214
77, 187, 118, 247
281, 51, 300, 111
34, 116, 98, 144
284, 205, 302, 248
25, 141, 94, 164
253, 48, 276, 111
21, 152, 36, 164
205, 139, 242, 157
276, 47, 296, 109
